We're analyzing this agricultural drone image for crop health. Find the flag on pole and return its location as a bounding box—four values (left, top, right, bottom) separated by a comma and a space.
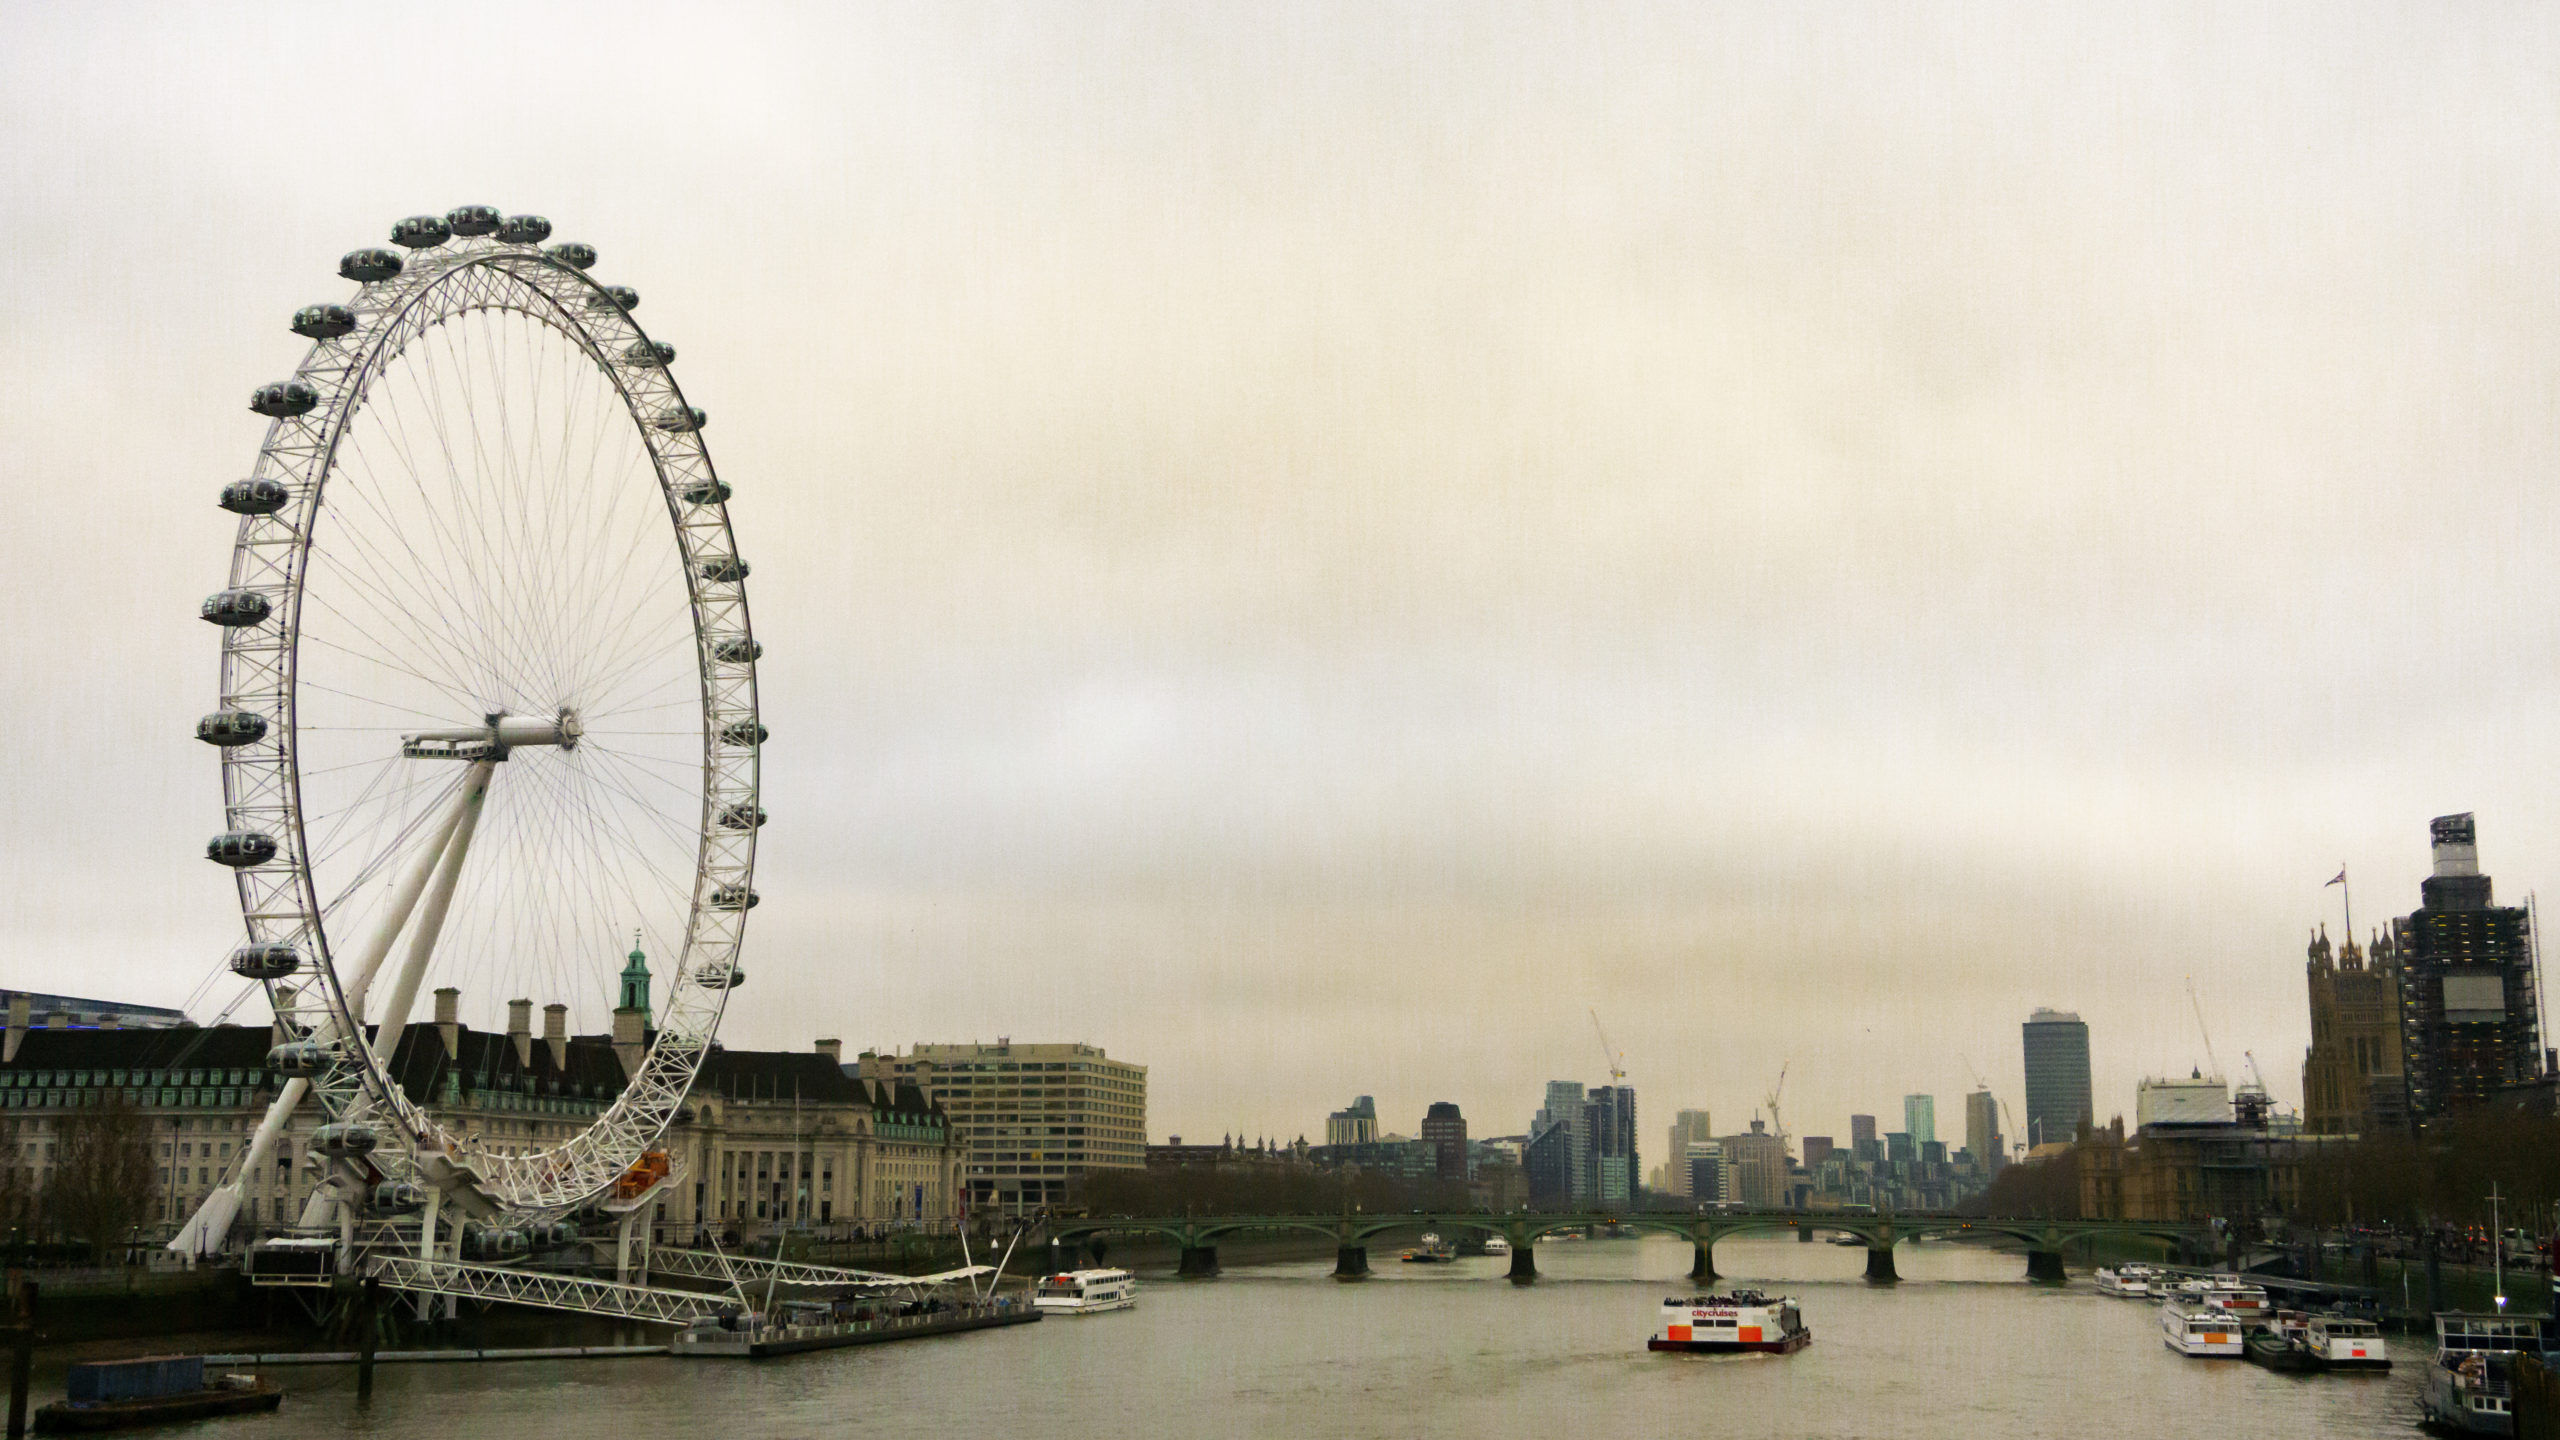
2326, 868, 2347, 887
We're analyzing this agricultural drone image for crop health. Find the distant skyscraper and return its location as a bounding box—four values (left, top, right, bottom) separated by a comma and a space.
2394, 813, 2547, 1119
1420, 1101, 1468, 1182
1534, 1082, 1589, 1203
1800, 1135, 1835, 1171
1665, 1109, 1715, 1199
1902, 1093, 1936, 1146
1849, 1113, 1879, 1163
1963, 1089, 2005, 1174
1326, 1095, 1379, 1146
2022, 1009, 2092, 1148
1584, 1086, 1638, 1206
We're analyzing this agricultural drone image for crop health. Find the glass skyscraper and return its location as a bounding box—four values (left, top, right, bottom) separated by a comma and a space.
2021, 1008, 2092, 1148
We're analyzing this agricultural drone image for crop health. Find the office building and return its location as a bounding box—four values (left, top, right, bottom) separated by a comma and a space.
1849, 1113, 1878, 1163
2301, 925, 2407, 1135
1718, 1121, 1788, 1208
1684, 1141, 1728, 1204
2022, 1009, 2093, 1147
857, 1040, 1147, 1212
1584, 1085, 1638, 1206
1533, 1082, 1588, 1202
2392, 814, 2546, 1120
1799, 1135, 1834, 1172
1420, 1101, 1468, 1182
1963, 1089, 2004, 1175
1326, 1095, 1379, 1146
1902, 1093, 1935, 1146
1663, 1109, 1714, 1198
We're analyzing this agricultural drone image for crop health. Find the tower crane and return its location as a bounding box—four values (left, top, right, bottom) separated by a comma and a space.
1589, 1010, 1627, 1084
2187, 975, 2223, 1080
1961, 1052, 2028, 1162
1764, 1060, 1790, 1152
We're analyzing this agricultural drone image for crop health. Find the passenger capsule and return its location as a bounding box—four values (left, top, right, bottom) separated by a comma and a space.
717, 802, 767, 831
719, 720, 768, 747
249, 381, 319, 418
370, 1182, 427, 1213
313, 1122, 378, 1157
654, 407, 707, 434
496, 214, 552, 245
290, 304, 355, 339
267, 1040, 328, 1075
697, 556, 749, 584
339, 248, 404, 283
712, 636, 761, 664
546, 241, 598, 270
709, 884, 759, 911
681, 479, 732, 506
586, 285, 639, 312
622, 339, 676, 369
228, 943, 301, 980
445, 204, 501, 237
201, 589, 273, 627
697, 963, 747, 990
219, 478, 290, 516
207, 831, 279, 868
197, 711, 270, 747
390, 214, 451, 249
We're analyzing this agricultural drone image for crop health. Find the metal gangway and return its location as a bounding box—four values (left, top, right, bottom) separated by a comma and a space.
368, 1255, 728, 1327
643, 1247, 991, 1292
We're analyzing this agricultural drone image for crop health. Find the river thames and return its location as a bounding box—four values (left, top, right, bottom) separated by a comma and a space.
150, 1235, 2429, 1438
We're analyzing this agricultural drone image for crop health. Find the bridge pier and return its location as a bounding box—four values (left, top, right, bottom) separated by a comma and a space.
2025, 1250, 2066, 1284
1177, 1245, 1220, 1278
1864, 1245, 1899, 1284
1333, 1246, 1369, 1280
1689, 1241, 1717, 1283
1508, 1244, 1537, 1284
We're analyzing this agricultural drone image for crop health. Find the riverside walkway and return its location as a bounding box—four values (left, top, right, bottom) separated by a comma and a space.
1040, 1210, 2211, 1284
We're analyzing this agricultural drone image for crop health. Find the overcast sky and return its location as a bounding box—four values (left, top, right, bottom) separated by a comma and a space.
6, 4, 2559, 1153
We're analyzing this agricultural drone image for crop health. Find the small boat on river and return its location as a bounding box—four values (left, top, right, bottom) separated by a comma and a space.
1402, 1234, 1457, 1264
35, 1357, 281, 1433
2160, 1300, 2246, 1358
2094, 1264, 2161, 1297
1033, 1268, 1138, 1315
2420, 1312, 2555, 1435
1481, 1235, 1510, 1255
671, 1293, 1038, 1358
1649, 1290, 1811, 1355
2241, 1311, 2389, 1373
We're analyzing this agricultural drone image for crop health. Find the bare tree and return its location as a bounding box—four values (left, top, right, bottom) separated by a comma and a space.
45, 1097, 153, 1262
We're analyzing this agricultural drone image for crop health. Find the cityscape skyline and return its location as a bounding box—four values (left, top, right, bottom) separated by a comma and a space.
10, 7, 2560, 1150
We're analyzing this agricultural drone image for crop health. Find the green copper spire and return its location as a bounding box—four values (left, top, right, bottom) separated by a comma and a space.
619, 929, 653, 1026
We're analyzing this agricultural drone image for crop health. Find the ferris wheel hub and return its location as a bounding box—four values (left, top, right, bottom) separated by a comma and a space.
400, 709, 583, 760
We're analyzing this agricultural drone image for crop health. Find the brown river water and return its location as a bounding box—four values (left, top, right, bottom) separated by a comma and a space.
53, 1234, 2437, 1438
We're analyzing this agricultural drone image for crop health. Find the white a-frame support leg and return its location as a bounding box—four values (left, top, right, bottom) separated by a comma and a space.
174, 767, 486, 1260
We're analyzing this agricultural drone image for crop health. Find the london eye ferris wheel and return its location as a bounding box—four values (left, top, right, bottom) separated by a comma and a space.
189, 206, 761, 1242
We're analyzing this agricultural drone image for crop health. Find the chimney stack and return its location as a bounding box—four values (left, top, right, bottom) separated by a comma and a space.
815, 1038, 842, 1064
507, 998, 533, 1069
4, 994, 28, 1063
543, 1003, 569, 1070
435, 987, 461, 1058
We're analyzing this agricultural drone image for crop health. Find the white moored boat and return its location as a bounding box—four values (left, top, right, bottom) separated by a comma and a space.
2094, 1264, 2160, 1297
1032, 1268, 1138, 1316
2421, 1313, 2551, 1434
2160, 1300, 2246, 1358
1649, 1290, 1811, 1355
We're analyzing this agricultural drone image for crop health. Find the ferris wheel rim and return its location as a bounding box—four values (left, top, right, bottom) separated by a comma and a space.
210, 219, 759, 1217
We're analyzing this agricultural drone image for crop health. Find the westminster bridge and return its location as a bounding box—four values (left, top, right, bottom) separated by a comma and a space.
1037, 1210, 2214, 1284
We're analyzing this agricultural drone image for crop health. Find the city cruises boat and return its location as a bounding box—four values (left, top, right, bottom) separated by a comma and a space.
2162, 1274, 2271, 1323
1649, 1290, 1811, 1355
2159, 1300, 2246, 1358
2420, 1313, 2554, 1435
2094, 1264, 2161, 1297
1402, 1235, 1458, 1264
1032, 1268, 1138, 1315
671, 1293, 1038, 1358
2242, 1311, 2390, 1373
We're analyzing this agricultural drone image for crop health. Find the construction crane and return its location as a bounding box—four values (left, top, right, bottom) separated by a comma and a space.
2186, 975, 2223, 1079
1764, 1060, 1791, 1150
1589, 1010, 1626, 1084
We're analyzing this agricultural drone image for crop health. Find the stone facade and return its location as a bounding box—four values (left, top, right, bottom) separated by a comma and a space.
2301, 926, 2406, 1137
